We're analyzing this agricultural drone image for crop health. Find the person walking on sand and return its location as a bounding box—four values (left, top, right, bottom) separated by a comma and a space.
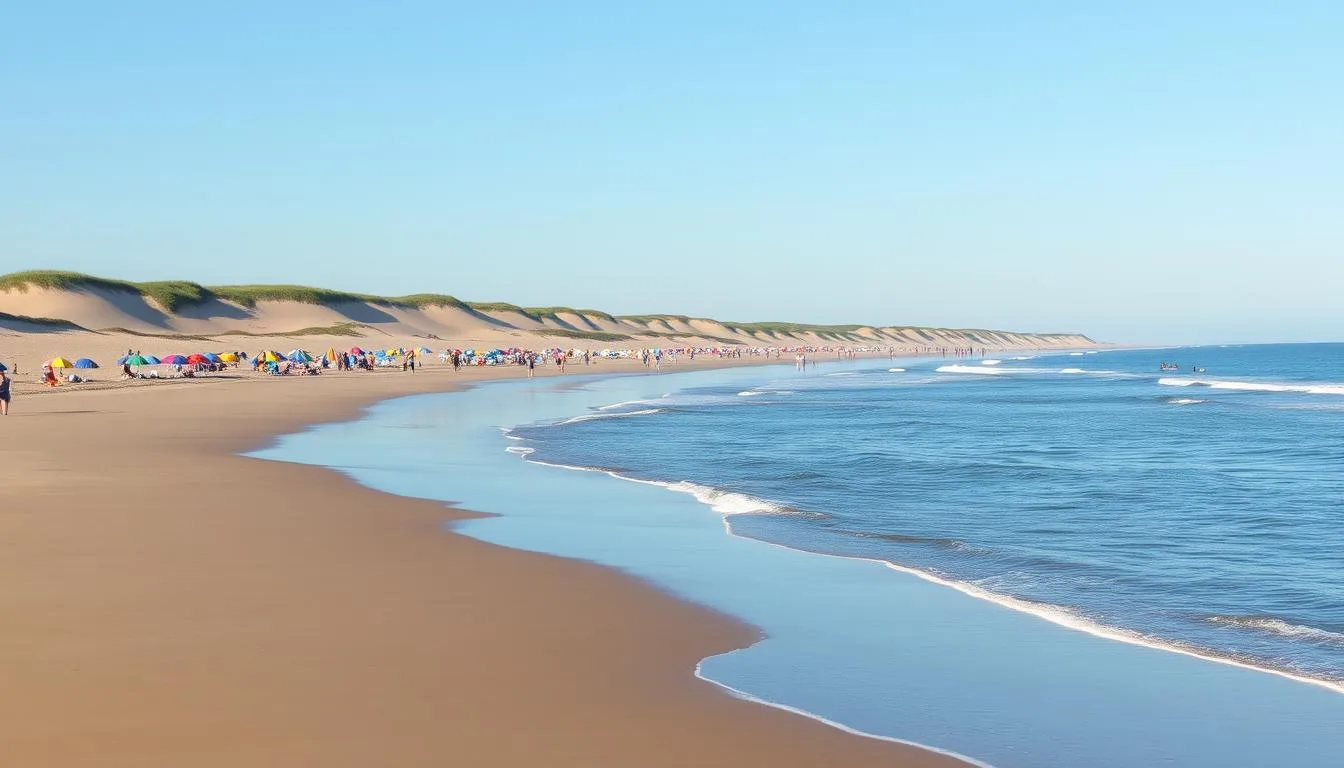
0, 367, 10, 415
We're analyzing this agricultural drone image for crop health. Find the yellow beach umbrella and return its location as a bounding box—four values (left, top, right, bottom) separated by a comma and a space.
323, 348, 338, 363
219, 352, 238, 363
48, 357, 73, 369
385, 348, 399, 356
260, 350, 284, 363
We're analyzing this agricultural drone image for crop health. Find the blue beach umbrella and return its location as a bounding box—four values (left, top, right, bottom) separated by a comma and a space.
0, 362, 7, 372
204, 352, 222, 363
161, 354, 188, 365
73, 358, 99, 369
116, 355, 130, 365
144, 355, 161, 365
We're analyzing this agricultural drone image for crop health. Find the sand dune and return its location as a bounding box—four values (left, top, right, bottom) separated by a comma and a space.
0, 271, 1096, 375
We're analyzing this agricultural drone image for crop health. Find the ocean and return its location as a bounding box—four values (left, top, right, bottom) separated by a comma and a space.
254, 343, 1344, 767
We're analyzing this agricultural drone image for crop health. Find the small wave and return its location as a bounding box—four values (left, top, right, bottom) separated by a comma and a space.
1009, 356, 1033, 360
980, 359, 1002, 366
940, 368, 1005, 376
826, 372, 859, 377
1068, 352, 1084, 356
1159, 378, 1344, 395
504, 445, 535, 455
887, 368, 906, 373
1167, 398, 1207, 405
558, 408, 664, 425
598, 399, 650, 411
1060, 368, 1086, 374
1085, 351, 1098, 355
880, 562, 1344, 694
1206, 616, 1344, 645
738, 390, 764, 397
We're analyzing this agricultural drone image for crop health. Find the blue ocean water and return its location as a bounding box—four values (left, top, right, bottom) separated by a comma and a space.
253, 344, 1344, 767
514, 344, 1344, 689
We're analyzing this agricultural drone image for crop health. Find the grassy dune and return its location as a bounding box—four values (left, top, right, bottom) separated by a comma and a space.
0, 271, 1093, 343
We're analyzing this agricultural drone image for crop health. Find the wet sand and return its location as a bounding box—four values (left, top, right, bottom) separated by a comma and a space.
0, 363, 967, 767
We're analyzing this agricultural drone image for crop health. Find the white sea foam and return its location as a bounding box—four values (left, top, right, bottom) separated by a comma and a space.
888, 368, 906, 373
1207, 616, 1344, 645
981, 359, 1002, 365
598, 399, 650, 411
1069, 352, 1085, 356
1085, 351, 1099, 355
1168, 398, 1207, 405
558, 408, 663, 425
880, 562, 1344, 695
1009, 356, 1033, 360
1159, 378, 1344, 396
936, 365, 1003, 375
738, 390, 764, 397
1060, 368, 1087, 374
504, 445, 534, 455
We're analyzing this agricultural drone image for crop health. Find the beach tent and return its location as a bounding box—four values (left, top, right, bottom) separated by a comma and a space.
73, 358, 99, 369
161, 355, 188, 365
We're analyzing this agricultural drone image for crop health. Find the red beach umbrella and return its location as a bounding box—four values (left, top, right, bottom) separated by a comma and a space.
186, 353, 209, 364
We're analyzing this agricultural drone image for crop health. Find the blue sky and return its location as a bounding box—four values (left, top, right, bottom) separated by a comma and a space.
3, 2, 1341, 343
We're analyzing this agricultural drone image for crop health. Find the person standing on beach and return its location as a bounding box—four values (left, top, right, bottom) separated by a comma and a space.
0, 367, 11, 416
527, 354, 536, 378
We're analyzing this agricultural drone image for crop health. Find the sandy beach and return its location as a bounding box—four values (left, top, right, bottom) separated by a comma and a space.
0, 359, 972, 767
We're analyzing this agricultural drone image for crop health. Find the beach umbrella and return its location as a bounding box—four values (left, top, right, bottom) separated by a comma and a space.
0, 362, 7, 372
287, 349, 313, 363
259, 350, 284, 363
161, 354, 188, 365
73, 358, 99, 369
124, 355, 149, 366
323, 348, 338, 363
48, 357, 73, 369
418, 347, 431, 354
219, 353, 238, 363
116, 355, 131, 364
349, 346, 364, 355
186, 353, 209, 365
143, 355, 161, 365
203, 352, 222, 363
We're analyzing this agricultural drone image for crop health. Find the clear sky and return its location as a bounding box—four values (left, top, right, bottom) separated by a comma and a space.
3, 2, 1341, 343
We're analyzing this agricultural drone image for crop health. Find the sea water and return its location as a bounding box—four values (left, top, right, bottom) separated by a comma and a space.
253, 344, 1344, 767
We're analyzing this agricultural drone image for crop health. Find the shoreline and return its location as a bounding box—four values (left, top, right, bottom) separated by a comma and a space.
268, 359, 1344, 767
0, 359, 970, 767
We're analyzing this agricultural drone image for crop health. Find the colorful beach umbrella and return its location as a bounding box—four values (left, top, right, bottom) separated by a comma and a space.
287, 349, 313, 363
203, 352, 222, 363
123, 355, 149, 366
349, 346, 364, 355
0, 362, 8, 372
219, 353, 238, 363
161, 354, 188, 365
48, 357, 73, 369
323, 348, 338, 362
259, 350, 284, 363
73, 358, 99, 369
143, 355, 161, 365
186, 354, 209, 365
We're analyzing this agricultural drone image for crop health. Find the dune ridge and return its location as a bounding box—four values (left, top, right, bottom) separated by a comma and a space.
0, 270, 1094, 350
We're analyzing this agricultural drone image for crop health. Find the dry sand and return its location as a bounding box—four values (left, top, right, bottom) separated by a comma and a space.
0, 359, 971, 767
